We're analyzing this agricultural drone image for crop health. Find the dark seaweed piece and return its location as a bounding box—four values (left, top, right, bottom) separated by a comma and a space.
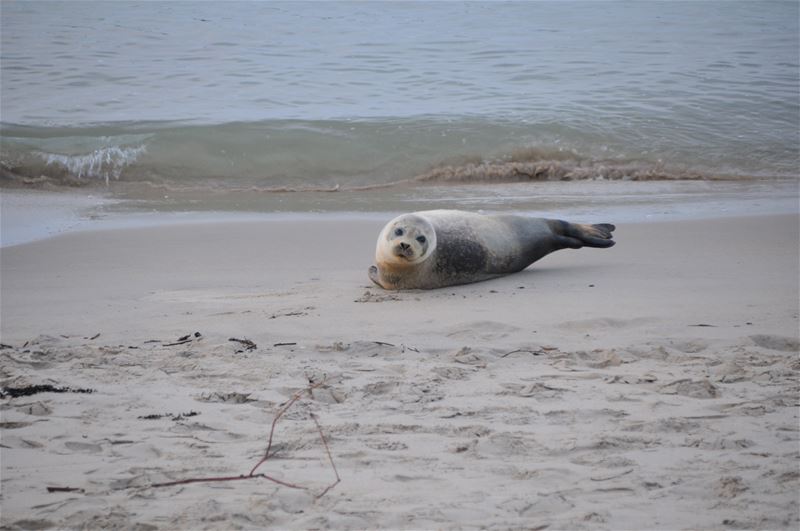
137, 411, 200, 421
47, 486, 85, 493
0, 385, 95, 399
229, 337, 257, 352
163, 332, 203, 347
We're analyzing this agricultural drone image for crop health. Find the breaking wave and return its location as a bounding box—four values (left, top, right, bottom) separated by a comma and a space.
37, 145, 147, 185
411, 147, 717, 183
1, 118, 789, 191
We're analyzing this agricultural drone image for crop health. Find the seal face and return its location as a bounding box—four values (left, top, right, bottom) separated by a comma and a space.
377, 214, 436, 266
369, 210, 615, 290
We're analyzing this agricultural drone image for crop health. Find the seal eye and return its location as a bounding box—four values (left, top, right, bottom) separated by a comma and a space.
416, 236, 426, 244
394, 228, 404, 237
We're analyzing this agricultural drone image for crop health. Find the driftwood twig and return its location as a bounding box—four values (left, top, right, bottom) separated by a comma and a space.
310, 412, 341, 498
373, 341, 395, 347
163, 332, 202, 347
500, 348, 545, 358
46, 379, 340, 498
154, 378, 338, 496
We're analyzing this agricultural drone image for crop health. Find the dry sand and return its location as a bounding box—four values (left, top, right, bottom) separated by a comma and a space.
1, 213, 798, 529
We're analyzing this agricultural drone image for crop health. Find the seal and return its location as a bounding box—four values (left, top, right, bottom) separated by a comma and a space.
368, 209, 615, 290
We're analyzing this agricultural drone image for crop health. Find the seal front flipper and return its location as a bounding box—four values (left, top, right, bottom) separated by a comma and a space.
368, 265, 385, 288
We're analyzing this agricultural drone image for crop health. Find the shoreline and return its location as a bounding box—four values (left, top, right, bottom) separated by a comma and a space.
1, 211, 798, 528
2, 178, 798, 247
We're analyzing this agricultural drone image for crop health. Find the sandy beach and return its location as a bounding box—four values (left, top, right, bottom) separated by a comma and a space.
3, 1, 799, 528
1, 212, 798, 529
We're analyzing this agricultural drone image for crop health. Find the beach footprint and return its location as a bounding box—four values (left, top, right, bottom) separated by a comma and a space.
749, 334, 800, 352
446, 321, 521, 342
64, 441, 104, 453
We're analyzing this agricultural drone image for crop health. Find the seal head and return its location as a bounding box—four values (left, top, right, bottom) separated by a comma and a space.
376, 214, 437, 266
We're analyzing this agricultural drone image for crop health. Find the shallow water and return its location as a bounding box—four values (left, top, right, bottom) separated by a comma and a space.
2, 179, 797, 247
1, 1, 798, 194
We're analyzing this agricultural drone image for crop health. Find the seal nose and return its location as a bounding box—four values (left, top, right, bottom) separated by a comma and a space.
399, 242, 411, 251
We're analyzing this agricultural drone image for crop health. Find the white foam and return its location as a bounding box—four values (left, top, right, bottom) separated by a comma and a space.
38, 144, 146, 185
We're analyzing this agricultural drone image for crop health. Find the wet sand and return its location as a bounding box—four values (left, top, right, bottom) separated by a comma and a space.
1, 213, 798, 529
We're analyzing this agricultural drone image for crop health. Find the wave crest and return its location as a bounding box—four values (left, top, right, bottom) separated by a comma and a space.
2, 133, 148, 187
414, 161, 700, 183
38, 145, 147, 185
414, 151, 711, 183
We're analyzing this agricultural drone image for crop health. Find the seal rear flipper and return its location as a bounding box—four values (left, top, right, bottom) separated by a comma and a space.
581, 223, 617, 247
577, 223, 616, 248
551, 220, 616, 248
553, 235, 585, 249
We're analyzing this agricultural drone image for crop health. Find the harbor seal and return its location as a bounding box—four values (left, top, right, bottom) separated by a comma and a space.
368, 209, 615, 290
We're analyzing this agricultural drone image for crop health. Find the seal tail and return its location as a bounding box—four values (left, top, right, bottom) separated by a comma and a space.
551, 221, 616, 249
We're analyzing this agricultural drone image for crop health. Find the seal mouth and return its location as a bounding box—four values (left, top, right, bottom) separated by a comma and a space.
393, 243, 415, 260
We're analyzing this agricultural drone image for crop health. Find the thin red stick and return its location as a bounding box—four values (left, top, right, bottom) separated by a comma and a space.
48, 379, 339, 497
249, 379, 326, 477
310, 412, 341, 498
152, 473, 306, 490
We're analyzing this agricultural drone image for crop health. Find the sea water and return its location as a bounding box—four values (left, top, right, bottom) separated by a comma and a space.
1, 1, 798, 219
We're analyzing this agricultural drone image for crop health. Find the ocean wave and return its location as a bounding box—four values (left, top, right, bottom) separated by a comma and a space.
1, 128, 152, 187
1, 144, 146, 187
38, 145, 147, 185
404, 144, 737, 183
412, 158, 712, 184
0, 119, 781, 191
